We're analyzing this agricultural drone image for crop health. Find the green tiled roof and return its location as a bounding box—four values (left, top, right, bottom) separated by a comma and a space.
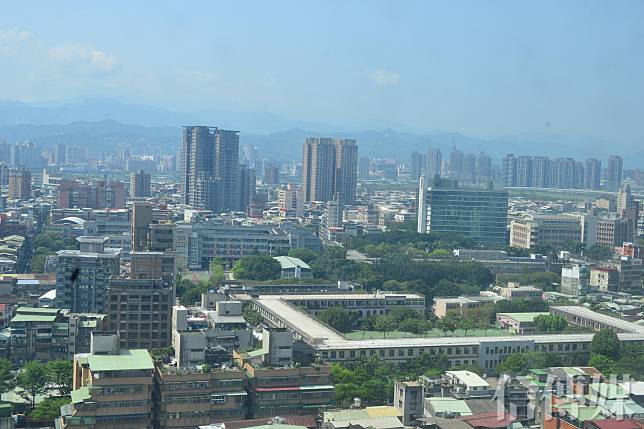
87, 349, 154, 372
16, 307, 61, 314
11, 314, 57, 323
71, 387, 91, 404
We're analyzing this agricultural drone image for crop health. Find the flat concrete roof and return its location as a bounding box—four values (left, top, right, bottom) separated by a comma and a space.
254, 295, 644, 352
552, 306, 644, 333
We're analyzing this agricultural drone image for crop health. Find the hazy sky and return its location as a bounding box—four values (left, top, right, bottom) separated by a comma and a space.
1, 1, 644, 145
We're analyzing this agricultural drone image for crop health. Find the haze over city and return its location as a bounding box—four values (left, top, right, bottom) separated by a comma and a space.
1, 1, 644, 162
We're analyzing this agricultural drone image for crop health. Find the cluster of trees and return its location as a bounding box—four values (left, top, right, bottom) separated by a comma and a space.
496, 352, 564, 374
318, 297, 552, 337
232, 255, 281, 280
30, 232, 79, 273
588, 330, 644, 378
290, 247, 493, 304
534, 314, 568, 332
242, 302, 264, 327
500, 271, 561, 291
332, 353, 450, 406
176, 259, 225, 305
494, 330, 644, 379
0, 359, 73, 420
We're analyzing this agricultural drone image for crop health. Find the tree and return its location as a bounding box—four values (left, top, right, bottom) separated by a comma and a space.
46, 360, 73, 396
29, 397, 71, 422
585, 245, 614, 261
438, 313, 460, 335
242, 302, 264, 326
374, 315, 394, 338
15, 361, 49, 408
0, 358, 13, 399
534, 314, 568, 332
613, 344, 644, 379
287, 248, 319, 264
591, 329, 621, 360
209, 258, 225, 286
459, 317, 476, 336
232, 255, 281, 280
496, 354, 529, 375
317, 307, 356, 333
588, 355, 616, 376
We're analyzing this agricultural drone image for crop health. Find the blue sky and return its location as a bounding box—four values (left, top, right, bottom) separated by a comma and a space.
1, 1, 643, 146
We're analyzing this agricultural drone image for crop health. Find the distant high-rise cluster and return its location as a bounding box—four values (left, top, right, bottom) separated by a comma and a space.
302, 137, 358, 205
501, 154, 622, 191
180, 126, 255, 212
412, 146, 492, 184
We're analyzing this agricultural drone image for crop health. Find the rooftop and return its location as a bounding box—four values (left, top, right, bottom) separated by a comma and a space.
87, 349, 154, 372
446, 370, 490, 388
497, 312, 549, 323
274, 256, 310, 270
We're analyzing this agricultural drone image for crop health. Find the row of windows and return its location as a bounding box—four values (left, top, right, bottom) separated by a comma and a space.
324, 345, 479, 360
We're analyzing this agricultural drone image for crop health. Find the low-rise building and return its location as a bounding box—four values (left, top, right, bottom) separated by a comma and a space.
433, 296, 500, 319
274, 256, 312, 279
9, 307, 106, 363
499, 283, 542, 301
496, 312, 549, 335
589, 267, 619, 292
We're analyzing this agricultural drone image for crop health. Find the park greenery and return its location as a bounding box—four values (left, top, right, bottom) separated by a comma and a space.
232, 255, 282, 280
30, 232, 79, 273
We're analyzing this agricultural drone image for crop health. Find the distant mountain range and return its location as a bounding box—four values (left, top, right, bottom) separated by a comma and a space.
0, 98, 640, 165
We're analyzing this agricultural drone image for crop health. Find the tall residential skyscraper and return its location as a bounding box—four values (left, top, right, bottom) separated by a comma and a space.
302, 138, 336, 202
130, 169, 151, 198
334, 139, 358, 205
180, 126, 240, 211
448, 147, 464, 178
475, 151, 492, 182
516, 156, 534, 187
410, 151, 423, 181
606, 155, 623, 192
358, 157, 370, 180
532, 156, 550, 188
215, 129, 240, 210
462, 153, 476, 182
584, 158, 601, 190
427, 147, 442, 177
501, 154, 517, 187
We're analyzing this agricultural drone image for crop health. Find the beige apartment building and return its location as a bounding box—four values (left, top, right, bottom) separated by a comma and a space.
155, 365, 246, 428
59, 337, 155, 428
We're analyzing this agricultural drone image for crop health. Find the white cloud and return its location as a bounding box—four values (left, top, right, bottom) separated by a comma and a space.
367, 68, 400, 86
0, 27, 117, 73
49, 43, 117, 72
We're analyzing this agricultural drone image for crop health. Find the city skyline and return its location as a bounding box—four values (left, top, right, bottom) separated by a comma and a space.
1, 1, 644, 157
